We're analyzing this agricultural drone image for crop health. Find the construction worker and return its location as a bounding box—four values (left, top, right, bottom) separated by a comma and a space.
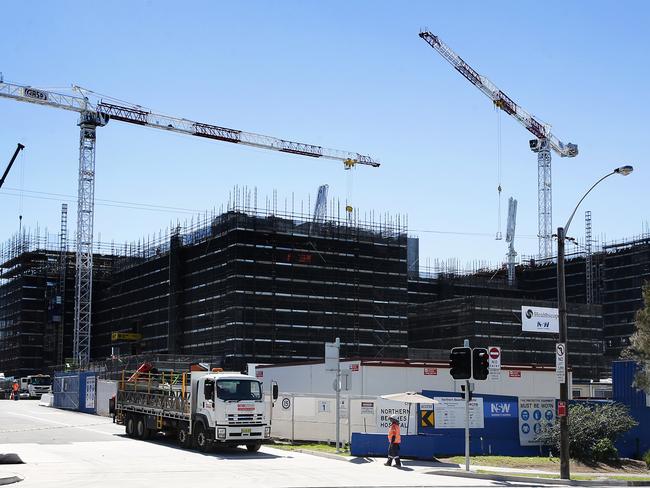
384, 414, 401, 467
11, 381, 19, 401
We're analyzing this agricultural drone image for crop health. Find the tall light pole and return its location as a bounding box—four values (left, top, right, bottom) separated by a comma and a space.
557, 165, 633, 480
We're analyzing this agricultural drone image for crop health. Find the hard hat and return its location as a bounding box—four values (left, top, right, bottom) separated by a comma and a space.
388, 414, 400, 422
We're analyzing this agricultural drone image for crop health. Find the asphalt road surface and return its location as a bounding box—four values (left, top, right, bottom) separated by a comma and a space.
0, 400, 521, 487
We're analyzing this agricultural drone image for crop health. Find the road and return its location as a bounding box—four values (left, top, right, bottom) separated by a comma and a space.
0, 400, 527, 487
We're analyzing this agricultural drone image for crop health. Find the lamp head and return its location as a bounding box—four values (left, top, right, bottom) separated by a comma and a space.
614, 165, 634, 176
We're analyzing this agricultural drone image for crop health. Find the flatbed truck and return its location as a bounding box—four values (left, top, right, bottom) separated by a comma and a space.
116, 366, 277, 452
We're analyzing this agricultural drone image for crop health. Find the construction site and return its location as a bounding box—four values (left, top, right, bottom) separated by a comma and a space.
0, 29, 646, 386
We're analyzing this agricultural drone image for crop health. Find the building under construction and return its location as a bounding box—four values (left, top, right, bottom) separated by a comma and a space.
1, 196, 649, 380
0, 229, 114, 378
409, 296, 604, 380
601, 235, 650, 355
91, 204, 409, 370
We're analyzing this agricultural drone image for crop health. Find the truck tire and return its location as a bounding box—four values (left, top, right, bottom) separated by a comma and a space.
125, 415, 136, 438
136, 416, 150, 440
177, 428, 192, 448
194, 423, 210, 452
246, 442, 262, 452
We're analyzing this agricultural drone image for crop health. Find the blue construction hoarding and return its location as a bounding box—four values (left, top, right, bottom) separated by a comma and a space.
613, 361, 650, 459
351, 389, 550, 458
351, 364, 650, 459
53, 371, 97, 414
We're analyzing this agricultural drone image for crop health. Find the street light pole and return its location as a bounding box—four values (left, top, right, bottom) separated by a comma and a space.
556, 165, 633, 480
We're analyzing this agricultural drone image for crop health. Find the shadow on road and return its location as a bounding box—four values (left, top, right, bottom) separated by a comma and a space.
127, 433, 289, 460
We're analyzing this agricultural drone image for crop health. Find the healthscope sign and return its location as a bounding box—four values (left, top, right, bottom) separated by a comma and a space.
518, 397, 555, 446
521, 306, 559, 334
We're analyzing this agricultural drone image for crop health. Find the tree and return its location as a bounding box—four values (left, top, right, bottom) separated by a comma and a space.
537, 403, 638, 463
623, 283, 650, 392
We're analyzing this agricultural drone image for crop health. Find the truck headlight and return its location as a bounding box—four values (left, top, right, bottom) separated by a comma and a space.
264, 426, 271, 438
217, 428, 226, 439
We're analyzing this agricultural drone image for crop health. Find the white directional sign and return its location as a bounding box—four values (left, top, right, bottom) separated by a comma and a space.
433, 397, 484, 429
556, 343, 566, 383
488, 346, 501, 381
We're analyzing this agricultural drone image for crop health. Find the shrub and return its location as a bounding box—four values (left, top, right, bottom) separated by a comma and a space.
591, 438, 618, 462
536, 403, 638, 463
643, 449, 650, 469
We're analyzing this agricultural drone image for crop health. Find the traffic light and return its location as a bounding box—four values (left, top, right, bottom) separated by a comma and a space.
472, 347, 489, 380
449, 347, 471, 380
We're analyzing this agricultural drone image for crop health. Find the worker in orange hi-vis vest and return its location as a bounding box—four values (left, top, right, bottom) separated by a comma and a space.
11, 381, 20, 401
384, 414, 402, 467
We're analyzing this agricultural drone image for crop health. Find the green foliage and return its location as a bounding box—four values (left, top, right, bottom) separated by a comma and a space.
643, 450, 650, 469
591, 438, 618, 462
622, 283, 650, 392
537, 403, 638, 463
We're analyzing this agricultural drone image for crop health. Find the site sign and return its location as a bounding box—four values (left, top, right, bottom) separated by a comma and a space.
433, 397, 484, 429
521, 306, 559, 333
518, 397, 555, 446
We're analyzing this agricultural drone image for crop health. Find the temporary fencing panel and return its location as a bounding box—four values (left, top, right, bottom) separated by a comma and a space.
96, 380, 118, 417
53, 373, 79, 410
270, 393, 380, 444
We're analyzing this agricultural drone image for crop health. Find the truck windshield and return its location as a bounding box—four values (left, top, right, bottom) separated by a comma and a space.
30, 376, 51, 386
216, 380, 262, 401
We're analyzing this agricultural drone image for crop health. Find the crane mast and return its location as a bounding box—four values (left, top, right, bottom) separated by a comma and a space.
419, 32, 578, 259
0, 78, 379, 366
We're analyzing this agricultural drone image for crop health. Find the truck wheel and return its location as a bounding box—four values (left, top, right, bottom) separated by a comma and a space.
194, 423, 209, 452
136, 417, 150, 440
177, 428, 192, 448
246, 442, 262, 452
125, 415, 136, 438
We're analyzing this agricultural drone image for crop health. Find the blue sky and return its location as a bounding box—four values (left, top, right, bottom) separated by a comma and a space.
1, 1, 647, 267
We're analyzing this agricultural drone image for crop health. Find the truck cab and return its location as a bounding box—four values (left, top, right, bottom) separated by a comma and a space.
26, 374, 52, 399
192, 372, 269, 451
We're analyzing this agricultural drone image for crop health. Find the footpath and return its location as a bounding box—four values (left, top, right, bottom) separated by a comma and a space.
280, 446, 650, 487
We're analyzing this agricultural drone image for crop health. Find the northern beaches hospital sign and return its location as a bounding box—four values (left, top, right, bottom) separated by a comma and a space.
521, 306, 559, 334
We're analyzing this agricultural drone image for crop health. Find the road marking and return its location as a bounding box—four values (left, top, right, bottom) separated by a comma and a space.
6, 411, 121, 437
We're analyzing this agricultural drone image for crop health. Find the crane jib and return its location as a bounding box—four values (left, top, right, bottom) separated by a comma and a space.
193, 122, 241, 144
97, 102, 148, 125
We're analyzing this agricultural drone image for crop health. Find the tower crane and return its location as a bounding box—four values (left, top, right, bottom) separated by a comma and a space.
0, 78, 379, 366
419, 32, 578, 259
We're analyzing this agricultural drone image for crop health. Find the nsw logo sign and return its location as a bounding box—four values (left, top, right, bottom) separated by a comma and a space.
484, 401, 517, 418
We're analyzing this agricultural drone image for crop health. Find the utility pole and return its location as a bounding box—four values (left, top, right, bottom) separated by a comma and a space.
557, 226, 570, 480
335, 337, 341, 452
0, 143, 25, 190
556, 165, 634, 481
463, 338, 470, 472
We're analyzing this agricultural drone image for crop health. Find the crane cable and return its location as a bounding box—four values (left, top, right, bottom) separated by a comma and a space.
495, 108, 503, 240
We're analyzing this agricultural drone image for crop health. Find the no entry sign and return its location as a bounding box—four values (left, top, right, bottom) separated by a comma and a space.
488, 345, 501, 380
